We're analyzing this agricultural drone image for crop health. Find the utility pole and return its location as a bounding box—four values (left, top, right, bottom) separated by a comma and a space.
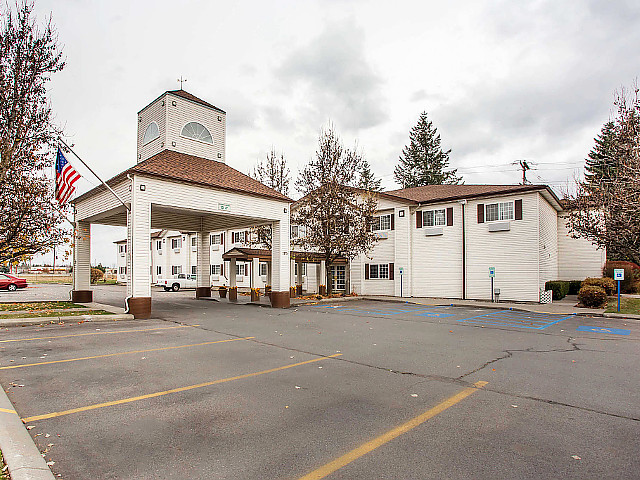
514, 160, 531, 185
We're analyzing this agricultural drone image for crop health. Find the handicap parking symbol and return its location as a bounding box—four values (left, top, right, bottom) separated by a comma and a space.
576, 326, 630, 335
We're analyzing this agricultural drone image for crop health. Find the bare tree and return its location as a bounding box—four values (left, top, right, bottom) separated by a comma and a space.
567, 83, 640, 264
249, 148, 290, 250
292, 125, 378, 293
0, 1, 68, 264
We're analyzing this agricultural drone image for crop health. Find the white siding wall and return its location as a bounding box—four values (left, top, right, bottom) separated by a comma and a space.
394, 206, 412, 297
164, 94, 226, 162
557, 213, 606, 280
412, 202, 463, 298
137, 95, 166, 163
538, 194, 559, 290
75, 179, 131, 221
466, 193, 540, 302
359, 208, 396, 296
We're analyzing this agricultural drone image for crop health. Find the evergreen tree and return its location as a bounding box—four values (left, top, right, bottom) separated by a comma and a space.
584, 121, 617, 185
357, 159, 382, 192
394, 112, 462, 188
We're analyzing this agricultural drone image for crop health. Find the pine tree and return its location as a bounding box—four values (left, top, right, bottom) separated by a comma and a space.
584, 121, 617, 185
358, 159, 382, 192
394, 112, 462, 188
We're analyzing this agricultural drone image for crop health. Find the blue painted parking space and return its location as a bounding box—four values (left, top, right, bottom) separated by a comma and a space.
457, 310, 574, 330
576, 326, 631, 335
311, 303, 455, 318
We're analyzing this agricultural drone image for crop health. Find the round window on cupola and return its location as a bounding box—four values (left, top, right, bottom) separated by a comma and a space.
142, 122, 159, 145
181, 122, 213, 144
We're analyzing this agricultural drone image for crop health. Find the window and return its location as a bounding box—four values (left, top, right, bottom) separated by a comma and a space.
331, 265, 346, 291
294, 263, 307, 276
236, 263, 246, 276
156, 240, 162, 250
291, 225, 299, 238
210, 234, 222, 245
171, 238, 182, 249
423, 209, 446, 227
191, 237, 197, 247
369, 264, 390, 279
372, 214, 392, 231
259, 262, 268, 276
119, 244, 127, 253
181, 122, 213, 144
232, 231, 246, 244
142, 122, 159, 145
210, 264, 221, 275
171, 265, 182, 275
157, 266, 162, 275
119, 267, 127, 275
191, 265, 197, 275
486, 201, 514, 222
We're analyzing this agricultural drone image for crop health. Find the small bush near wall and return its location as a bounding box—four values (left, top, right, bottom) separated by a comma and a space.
568, 280, 583, 295
578, 285, 608, 308
603, 261, 640, 294
90, 268, 104, 284
582, 277, 616, 296
545, 281, 570, 300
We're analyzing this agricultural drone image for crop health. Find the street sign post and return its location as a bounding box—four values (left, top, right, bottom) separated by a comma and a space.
489, 267, 496, 302
614, 269, 624, 312
399, 267, 404, 297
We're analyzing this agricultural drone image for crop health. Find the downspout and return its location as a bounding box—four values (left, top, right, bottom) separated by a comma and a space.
460, 199, 467, 300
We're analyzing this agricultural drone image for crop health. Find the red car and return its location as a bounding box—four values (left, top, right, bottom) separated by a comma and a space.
0, 273, 28, 291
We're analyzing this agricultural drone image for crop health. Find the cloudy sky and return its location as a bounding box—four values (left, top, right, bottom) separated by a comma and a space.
31, 0, 639, 266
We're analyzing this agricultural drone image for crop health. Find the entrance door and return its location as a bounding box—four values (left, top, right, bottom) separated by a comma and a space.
331, 265, 346, 292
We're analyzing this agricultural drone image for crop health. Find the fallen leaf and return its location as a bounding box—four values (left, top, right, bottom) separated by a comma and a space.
511, 405, 518, 408
571, 455, 581, 460
411, 394, 418, 397
295, 386, 301, 389
46, 461, 55, 466
26, 425, 35, 430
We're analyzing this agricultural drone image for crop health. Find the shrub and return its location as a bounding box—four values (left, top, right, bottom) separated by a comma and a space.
577, 285, 607, 308
90, 267, 104, 284
568, 280, 582, 295
545, 281, 570, 300
603, 261, 640, 294
582, 277, 616, 295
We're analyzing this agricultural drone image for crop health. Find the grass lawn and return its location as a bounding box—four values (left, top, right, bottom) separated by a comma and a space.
1, 309, 111, 319
605, 297, 640, 315
0, 301, 85, 312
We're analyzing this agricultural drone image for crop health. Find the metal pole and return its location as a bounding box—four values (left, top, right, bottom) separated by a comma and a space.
491, 277, 494, 302
400, 272, 403, 298
618, 280, 621, 312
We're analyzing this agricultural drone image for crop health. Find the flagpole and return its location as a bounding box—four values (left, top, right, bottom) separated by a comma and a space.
57, 137, 130, 211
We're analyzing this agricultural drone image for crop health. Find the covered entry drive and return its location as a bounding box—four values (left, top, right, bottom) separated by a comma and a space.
72, 151, 292, 317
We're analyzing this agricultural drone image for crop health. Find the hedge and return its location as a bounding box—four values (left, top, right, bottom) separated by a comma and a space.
545, 281, 570, 300
577, 285, 607, 308
582, 277, 616, 296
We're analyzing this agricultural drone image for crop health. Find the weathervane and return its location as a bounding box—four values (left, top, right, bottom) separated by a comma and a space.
177, 76, 187, 89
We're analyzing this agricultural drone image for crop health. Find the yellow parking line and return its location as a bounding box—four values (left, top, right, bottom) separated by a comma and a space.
0, 407, 16, 414
0, 337, 253, 370
0, 324, 199, 344
298, 380, 488, 480
21, 354, 342, 423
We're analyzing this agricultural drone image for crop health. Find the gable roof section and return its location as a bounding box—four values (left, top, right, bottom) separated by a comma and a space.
74, 150, 292, 204
138, 90, 226, 114
385, 184, 563, 209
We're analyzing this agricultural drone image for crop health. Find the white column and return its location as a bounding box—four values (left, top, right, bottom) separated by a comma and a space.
126, 201, 151, 298
267, 261, 272, 287
74, 221, 91, 290
290, 259, 296, 288
319, 260, 327, 291
251, 258, 260, 289
229, 258, 236, 288
197, 231, 210, 288
296, 261, 303, 291
270, 219, 291, 293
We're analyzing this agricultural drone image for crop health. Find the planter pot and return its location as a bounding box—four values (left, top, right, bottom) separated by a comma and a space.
290, 286, 297, 298
296, 284, 303, 296
229, 286, 238, 301
251, 289, 260, 302
219, 287, 227, 299
319, 285, 327, 296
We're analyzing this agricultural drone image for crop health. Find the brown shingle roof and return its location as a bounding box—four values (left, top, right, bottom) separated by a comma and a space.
385, 184, 558, 204
167, 90, 226, 114
74, 150, 291, 203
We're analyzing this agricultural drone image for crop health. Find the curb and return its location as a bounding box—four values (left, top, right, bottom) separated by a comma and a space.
292, 296, 363, 307
0, 387, 55, 480
0, 313, 135, 328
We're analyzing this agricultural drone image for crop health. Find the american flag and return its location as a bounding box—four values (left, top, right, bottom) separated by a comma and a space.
55, 148, 81, 204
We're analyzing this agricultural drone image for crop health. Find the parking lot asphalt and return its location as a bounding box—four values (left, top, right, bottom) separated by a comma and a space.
0, 284, 639, 479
